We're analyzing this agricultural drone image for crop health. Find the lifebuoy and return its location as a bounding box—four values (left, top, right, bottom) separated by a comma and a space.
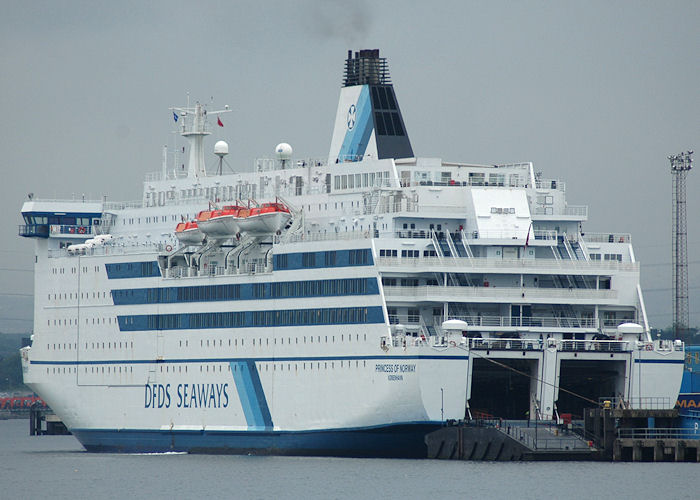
449, 341, 456, 347
77, 226, 86, 234
645, 344, 652, 351
165, 244, 173, 252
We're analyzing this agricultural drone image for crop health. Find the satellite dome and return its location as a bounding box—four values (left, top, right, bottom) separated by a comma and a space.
275, 143, 293, 160
214, 140, 229, 157
442, 319, 469, 331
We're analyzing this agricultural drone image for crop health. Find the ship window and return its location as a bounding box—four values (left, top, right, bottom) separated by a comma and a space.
386, 88, 396, 109
378, 86, 389, 109
382, 112, 395, 135
371, 86, 381, 108
391, 113, 404, 136
375, 112, 386, 135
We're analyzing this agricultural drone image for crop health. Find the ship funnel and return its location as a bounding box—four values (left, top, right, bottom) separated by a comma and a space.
328, 49, 413, 164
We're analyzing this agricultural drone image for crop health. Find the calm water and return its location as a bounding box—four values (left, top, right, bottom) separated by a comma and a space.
0, 419, 696, 499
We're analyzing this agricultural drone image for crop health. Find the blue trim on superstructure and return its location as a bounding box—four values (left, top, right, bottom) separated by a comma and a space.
31, 354, 470, 366
117, 306, 384, 332
70, 422, 441, 457
106, 261, 161, 279
338, 85, 374, 162
112, 277, 379, 305
231, 360, 274, 430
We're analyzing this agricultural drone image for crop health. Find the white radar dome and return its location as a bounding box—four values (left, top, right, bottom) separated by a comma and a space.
275, 143, 293, 160
214, 141, 229, 157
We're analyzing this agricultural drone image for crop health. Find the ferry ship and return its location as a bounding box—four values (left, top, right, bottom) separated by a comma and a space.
19, 49, 685, 456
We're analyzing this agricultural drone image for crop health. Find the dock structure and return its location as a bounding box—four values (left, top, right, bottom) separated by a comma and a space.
584, 406, 700, 462
29, 403, 70, 436
426, 406, 700, 462
614, 432, 700, 462
426, 420, 598, 461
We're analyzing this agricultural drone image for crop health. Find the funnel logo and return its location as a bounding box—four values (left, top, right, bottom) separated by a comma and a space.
347, 104, 356, 130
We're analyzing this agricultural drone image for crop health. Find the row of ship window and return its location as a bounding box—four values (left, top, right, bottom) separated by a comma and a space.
46, 341, 134, 351
589, 253, 623, 262
304, 199, 367, 212
274, 249, 372, 270
46, 366, 134, 375
379, 249, 439, 258
189, 333, 368, 349
48, 291, 109, 301
123, 306, 380, 331
49, 317, 116, 326
112, 277, 377, 305
106, 261, 161, 279
50, 266, 101, 276
45, 360, 370, 376
44, 332, 369, 354
333, 171, 392, 191
121, 215, 179, 225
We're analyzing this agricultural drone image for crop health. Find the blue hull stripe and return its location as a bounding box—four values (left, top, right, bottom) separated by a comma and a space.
70, 422, 441, 457
231, 361, 273, 430
31, 354, 469, 366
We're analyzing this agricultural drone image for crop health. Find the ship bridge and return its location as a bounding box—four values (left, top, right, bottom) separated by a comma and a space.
19, 198, 103, 239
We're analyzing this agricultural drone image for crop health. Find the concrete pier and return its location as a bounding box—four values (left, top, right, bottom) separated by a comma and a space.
613, 438, 700, 462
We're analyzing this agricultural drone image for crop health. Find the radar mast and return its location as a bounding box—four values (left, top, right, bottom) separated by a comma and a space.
170, 100, 231, 178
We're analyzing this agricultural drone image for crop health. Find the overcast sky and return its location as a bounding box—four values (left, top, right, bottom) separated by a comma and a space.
1, 0, 698, 333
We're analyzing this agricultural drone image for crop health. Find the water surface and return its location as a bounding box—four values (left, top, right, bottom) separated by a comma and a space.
0, 419, 695, 499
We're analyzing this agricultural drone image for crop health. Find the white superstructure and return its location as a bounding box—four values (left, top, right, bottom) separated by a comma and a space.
19, 49, 684, 455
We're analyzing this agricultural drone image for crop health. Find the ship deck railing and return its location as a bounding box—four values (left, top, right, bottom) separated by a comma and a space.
532, 205, 588, 218
466, 338, 632, 352
274, 231, 372, 244
48, 242, 168, 258
390, 331, 637, 353
436, 314, 599, 330
393, 229, 558, 241
377, 255, 639, 272
618, 428, 698, 439
599, 396, 673, 410
383, 285, 618, 302
164, 262, 272, 279
582, 232, 632, 244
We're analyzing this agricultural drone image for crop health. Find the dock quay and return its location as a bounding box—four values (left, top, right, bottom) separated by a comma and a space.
427, 407, 700, 462
585, 407, 700, 462
426, 419, 598, 461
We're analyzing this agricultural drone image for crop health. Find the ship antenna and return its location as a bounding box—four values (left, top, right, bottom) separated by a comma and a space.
169, 99, 232, 179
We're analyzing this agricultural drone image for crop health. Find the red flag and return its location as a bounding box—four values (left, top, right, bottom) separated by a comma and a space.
217, 117, 224, 127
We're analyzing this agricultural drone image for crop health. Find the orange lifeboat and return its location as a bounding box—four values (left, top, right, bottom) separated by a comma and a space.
235, 201, 292, 235
197, 205, 244, 238
175, 221, 206, 245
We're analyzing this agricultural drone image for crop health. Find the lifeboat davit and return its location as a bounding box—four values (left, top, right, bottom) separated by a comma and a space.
175, 221, 206, 245
235, 202, 292, 235
196, 205, 244, 239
